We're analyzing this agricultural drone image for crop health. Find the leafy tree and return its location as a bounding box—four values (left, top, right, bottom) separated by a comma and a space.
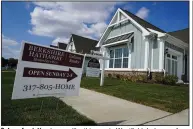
8, 58, 18, 68
2, 57, 8, 67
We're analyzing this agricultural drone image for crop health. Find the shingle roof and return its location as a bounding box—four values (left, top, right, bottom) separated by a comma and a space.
58, 42, 67, 50
71, 34, 98, 54
168, 28, 189, 44
121, 9, 189, 44
121, 8, 166, 33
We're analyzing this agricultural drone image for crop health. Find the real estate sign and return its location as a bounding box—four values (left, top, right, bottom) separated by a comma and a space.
12, 42, 85, 100
86, 58, 100, 77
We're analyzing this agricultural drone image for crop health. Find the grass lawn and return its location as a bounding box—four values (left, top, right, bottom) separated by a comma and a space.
81, 77, 189, 113
1, 72, 96, 125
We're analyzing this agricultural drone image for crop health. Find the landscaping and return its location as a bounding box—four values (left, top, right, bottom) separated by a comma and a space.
81, 77, 189, 113
2, 72, 96, 125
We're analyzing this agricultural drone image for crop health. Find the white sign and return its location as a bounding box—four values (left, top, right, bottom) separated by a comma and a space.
86, 58, 100, 77
90, 50, 103, 57
12, 42, 85, 100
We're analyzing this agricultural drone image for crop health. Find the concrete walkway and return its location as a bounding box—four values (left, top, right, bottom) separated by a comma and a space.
143, 109, 189, 125
60, 88, 173, 125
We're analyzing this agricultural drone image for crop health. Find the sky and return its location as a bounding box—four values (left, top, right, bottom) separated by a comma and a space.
1, 1, 189, 59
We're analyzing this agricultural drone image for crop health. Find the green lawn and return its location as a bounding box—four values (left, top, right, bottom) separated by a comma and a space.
1, 72, 96, 126
81, 77, 189, 113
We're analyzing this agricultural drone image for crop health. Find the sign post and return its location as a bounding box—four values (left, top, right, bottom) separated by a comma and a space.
100, 51, 106, 86
12, 42, 85, 100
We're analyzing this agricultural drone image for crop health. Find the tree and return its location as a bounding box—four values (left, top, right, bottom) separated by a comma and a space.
2, 57, 8, 67
8, 58, 18, 68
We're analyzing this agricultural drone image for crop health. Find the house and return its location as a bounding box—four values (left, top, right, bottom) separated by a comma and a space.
50, 42, 67, 50
51, 34, 99, 73
96, 8, 189, 82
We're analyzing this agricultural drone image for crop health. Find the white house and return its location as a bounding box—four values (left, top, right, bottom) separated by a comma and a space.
96, 8, 189, 82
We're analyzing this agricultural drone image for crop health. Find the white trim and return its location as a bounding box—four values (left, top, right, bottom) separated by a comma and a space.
103, 39, 129, 47
128, 42, 132, 69
118, 8, 150, 36
144, 38, 149, 69
106, 31, 134, 40
104, 68, 164, 72
159, 40, 164, 69
109, 19, 129, 28
183, 49, 185, 74
96, 8, 150, 47
151, 40, 153, 69
147, 28, 166, 37
96, 10, 120, 47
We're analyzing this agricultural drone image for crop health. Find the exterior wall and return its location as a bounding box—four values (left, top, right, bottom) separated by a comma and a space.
103, 21, 145, 69
132, 28, 144, 69
66, 42, 76, 52
152, 39, 160, 69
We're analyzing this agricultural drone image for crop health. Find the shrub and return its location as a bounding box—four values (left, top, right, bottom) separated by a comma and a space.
108, 73, 112, 78
154, 74, 164, 84
116, 74, 121, 79
163, 75, 178, 85
139, 75, 148, 83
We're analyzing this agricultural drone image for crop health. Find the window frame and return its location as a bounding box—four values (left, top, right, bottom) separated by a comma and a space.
109, 45, 130, 68
165, 53, 178, 76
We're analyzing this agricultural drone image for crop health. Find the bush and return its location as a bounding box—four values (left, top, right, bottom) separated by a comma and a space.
108, 73, 112, 78
138, 75, 148, 83
116, 74, 121, 79
154, 74, 164, 84
163, 75, 178, 85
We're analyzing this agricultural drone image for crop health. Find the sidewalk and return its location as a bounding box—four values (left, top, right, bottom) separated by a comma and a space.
60, 88, 173, 125
143, 109, 189, 125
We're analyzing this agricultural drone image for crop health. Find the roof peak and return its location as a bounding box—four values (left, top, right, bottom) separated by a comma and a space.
71, 34, 98, 42
120, 8, 166, 33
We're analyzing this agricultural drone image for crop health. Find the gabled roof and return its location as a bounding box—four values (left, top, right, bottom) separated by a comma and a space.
71, 34, 98, 54
58, 42, 67, 50
121, 8, 166, 33
168, 28, 189, 44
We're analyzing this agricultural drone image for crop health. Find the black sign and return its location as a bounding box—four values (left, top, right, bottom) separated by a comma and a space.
87, 58, 100, 68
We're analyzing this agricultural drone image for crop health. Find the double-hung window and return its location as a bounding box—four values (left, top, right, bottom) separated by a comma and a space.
109, 46, 129, 68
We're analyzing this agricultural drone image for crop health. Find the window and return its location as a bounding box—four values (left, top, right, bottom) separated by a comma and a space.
165, 53, 178, 76
109, 46, 129, 68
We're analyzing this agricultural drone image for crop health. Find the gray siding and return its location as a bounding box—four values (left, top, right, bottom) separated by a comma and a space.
152, 39, 160, 69
103, 21, 145, 69
131, 28, 144, 69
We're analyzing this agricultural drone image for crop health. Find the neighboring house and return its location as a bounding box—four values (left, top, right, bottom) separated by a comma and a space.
66, 34, 99, 53
96, 8, 189, 82
50, 42, 67, 50
52, 34, 99, 73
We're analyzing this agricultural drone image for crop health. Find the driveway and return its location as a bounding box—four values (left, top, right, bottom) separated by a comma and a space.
60, 88, 174, 125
